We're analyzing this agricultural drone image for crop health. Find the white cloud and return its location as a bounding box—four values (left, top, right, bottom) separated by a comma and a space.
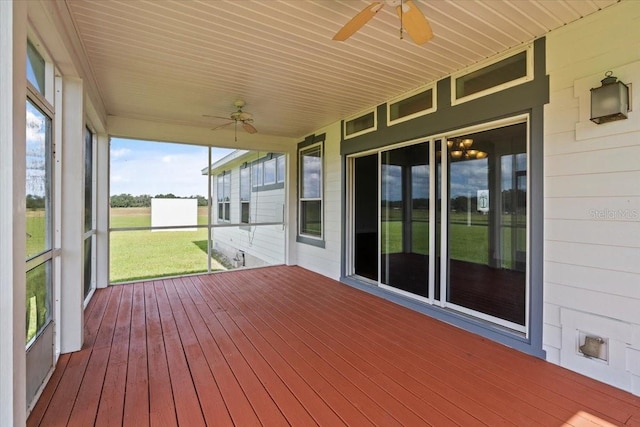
110, 175, 129, 183
110, 148, 131, 159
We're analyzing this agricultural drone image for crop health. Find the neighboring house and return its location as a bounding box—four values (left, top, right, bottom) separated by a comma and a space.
202, 150, 286, 268
2, 2, 639, 425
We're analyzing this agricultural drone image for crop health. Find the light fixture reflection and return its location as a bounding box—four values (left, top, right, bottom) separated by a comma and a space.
446, 138, 487, 160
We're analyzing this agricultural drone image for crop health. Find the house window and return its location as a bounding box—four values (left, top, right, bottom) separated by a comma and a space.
344, 109, 377, 139
217, 172, 230, 221
263, 158, 276, 185
299, 143, 323, 239
240, 166, 250, 224
276, 155, 285, 183
26, 40, 45, 94
452, 45, 532, 105
388, 86, 435, 125
252, 161, 263, 188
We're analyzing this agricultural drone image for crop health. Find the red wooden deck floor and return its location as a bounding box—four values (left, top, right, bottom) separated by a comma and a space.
28, 266, 640, 426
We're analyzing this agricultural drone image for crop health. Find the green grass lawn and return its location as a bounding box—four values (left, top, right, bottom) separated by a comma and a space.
26, 209, 47, 258
109, 207, 225, 283
29, 206, 523, 285
382, 220, 490, 264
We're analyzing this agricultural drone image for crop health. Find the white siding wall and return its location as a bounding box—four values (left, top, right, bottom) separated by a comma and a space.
213, 160, 286, 267
295, 123, 342, 280
544, 1, 640, 395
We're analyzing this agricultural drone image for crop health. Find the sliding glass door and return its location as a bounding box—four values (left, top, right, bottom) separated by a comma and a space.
348, 118, 528, 333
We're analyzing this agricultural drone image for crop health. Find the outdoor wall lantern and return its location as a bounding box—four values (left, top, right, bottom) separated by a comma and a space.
590, 71, 630, 124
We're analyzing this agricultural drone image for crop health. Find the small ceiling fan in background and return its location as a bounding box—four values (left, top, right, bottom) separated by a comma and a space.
333, 0, 433, 45
203, 99, 257, 141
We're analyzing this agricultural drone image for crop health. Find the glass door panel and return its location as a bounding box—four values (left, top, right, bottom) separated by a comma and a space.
446, 123, 527, 327
380, 143, 429, 297
353, 154, 378, 280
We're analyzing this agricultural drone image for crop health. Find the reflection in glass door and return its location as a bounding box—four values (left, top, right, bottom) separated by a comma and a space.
446, 123, 527, 329
380, 143, 429, 297
348, 119, 528, 333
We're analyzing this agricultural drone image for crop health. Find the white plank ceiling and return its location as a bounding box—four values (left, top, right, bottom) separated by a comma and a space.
64, 0, 619, 141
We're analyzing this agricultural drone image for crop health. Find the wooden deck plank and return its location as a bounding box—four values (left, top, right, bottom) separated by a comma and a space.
190, 274, 348, 427
284, 267, 634, 426
168, 277, 236, 426
67, 286, 123, 427
188, 288, 291, 426
180, 275, 310, 426
95, 283, 133, 427
288, 266, 630, 423
145, 282, 178, 427
26, 353, 71, 427
122, 283, 150, 427
191, 274, 369, 426
27, 266, 640, 427
253, 270, 503, 426
269, 268, 558, 425
153, 279, 206, 426
211, 272, 410, 426
206, 273, 380, 426
174, 277, 260, 427
35, 287, 112, 426
191, 276, 320, 426
215, 271, 452, 426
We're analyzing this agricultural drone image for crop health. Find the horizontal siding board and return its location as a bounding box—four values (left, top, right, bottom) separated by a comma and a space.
540, 129, 640, 157
546, 281, 640, 325
544, 171, 640, 198
545, 240, 640, 274
545, 219, 640, 248
545, 146, 640, 176
545, 196, 640, 221
545, 261, 640, 300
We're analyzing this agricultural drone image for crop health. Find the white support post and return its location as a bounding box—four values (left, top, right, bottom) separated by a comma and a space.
0, 1, 28, 425
285, 150, 298, 266
59, 76, 85, 353
95, 133, 110, 288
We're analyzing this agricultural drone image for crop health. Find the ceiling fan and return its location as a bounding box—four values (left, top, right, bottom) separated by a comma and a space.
333, 0, 433, 45
203, 99, 257, 141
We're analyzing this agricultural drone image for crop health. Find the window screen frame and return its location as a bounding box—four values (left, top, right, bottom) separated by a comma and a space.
451, 44, 533, 106
344, 108, 378, 140
297, 140, 324, 244
387, 84, 437, 126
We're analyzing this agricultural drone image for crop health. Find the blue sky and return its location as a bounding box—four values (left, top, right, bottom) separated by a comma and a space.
110, 138, 233, 197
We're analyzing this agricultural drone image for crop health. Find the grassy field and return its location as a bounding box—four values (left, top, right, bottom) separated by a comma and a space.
28, 206, 524, 298
381, 210, 524, 266
26, 209, 48, 258
26, 262, 49, 343
109, 207, 226, 283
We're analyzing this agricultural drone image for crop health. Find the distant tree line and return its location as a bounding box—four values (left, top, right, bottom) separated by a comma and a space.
26, 194, 45, 209
110, 193, 207, 208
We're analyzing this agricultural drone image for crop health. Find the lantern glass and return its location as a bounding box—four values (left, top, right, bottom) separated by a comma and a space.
590, 80, 629, 124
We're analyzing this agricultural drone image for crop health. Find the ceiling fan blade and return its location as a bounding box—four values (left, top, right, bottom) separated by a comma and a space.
333, 2, 384, 41
212, 122, 233, 131
397, 0, 433, 45
242, 122, 258, 134
203, 114, 234, 121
